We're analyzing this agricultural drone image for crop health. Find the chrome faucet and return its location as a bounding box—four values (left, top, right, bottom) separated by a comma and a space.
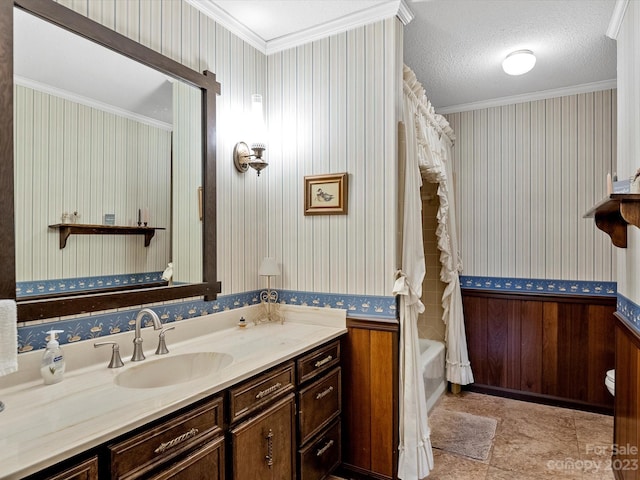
131, 308, 163, 362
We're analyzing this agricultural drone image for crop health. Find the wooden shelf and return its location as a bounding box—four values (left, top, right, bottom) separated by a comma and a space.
49, 224, 166, 249
583, 194, 640, 248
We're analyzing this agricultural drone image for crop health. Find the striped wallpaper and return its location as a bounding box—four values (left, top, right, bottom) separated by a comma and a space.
446, 89, 617, 282
615, 1, 640, 306
263, 18, 403, 296
25, 0, 403, 312
13, 83, 172, 282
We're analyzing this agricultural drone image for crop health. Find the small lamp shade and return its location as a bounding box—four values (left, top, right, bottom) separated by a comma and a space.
259, 257, 281, 276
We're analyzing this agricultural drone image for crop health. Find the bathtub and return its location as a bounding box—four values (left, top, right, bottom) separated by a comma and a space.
418, 338, 446, 413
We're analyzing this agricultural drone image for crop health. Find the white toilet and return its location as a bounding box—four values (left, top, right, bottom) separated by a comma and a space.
605, 369, 615, 396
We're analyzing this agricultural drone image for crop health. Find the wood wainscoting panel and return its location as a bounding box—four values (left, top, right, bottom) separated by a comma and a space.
613, 314, 640, 480
463, 295, 488, 385
343, 326, 371, 469
519, 300, 543, 393
341, 317, 399, 480
541, 301, 559, 396
463, 290, 615, 413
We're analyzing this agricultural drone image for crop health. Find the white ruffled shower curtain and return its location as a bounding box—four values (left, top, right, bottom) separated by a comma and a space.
396, 65, 474, 479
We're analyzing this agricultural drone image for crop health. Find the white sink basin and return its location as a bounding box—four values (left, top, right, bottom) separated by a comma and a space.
115, 352, 233, 389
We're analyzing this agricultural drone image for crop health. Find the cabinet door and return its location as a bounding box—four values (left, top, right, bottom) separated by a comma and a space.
44, 456, 98, 480
231, 393, 296, 480
147, 436, 224, 480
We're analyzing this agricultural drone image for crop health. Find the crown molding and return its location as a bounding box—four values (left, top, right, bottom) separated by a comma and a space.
436, 79, 617, 114
606, 0, 629, 40
397, 0, 415, 26
14, 76, 173, 131
266, 1, 412, 54
184, 0, 267, 53
188, 0, 412, 56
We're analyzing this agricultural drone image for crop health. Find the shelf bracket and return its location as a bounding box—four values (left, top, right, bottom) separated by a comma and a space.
594, 210, 627, 248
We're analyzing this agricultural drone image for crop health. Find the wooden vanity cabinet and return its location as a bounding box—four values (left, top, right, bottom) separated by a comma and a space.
24, 335, 345, 480
296, 340, 342, 480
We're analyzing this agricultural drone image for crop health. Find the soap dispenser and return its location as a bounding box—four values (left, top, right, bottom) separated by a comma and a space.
40, 330, 65, 385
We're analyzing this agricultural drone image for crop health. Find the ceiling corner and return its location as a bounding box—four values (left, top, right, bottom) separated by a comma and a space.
184, 0, 268, 53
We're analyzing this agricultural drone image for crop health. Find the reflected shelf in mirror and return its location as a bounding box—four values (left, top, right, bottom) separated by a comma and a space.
48, 224, 166, 249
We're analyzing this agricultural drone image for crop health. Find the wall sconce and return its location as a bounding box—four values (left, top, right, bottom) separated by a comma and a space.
233, 94, 268, 176
257, 256, 281, 324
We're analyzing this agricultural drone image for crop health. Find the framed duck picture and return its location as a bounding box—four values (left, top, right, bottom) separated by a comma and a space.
304, 172, 348, 216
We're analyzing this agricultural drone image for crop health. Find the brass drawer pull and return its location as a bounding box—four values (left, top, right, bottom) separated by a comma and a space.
316, 439, 335, 457
256, 382, 282, 400
314, 355, 333, 368
265, 429, 274, 467
315, 385, 334, 400
154, 428, 199, 454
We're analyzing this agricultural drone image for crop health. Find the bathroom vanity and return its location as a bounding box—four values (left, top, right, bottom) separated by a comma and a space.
0, 307, 346, 480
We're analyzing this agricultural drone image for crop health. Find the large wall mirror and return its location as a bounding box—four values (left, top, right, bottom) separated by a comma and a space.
3, 0, 221, 321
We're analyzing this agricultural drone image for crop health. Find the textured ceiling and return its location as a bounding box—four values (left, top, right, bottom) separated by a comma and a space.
205, 0, 618, 111
404, 0, 617, 109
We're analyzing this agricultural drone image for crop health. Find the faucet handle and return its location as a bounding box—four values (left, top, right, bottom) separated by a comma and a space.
94, 341, 125, 368
155, 326, 175, 355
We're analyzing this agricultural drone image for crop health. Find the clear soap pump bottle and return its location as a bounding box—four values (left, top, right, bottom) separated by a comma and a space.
40, 329, 65, 385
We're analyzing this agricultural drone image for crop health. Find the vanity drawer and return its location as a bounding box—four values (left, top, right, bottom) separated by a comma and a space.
229, 361, 295, 423
109, 396, 223, 480
43, 456, 99, 480
298, 367, 341, 445
297, 340, 340, 384
298, 418, 341, 480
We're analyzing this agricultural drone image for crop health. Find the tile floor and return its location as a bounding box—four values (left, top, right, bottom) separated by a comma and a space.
332, 391, 616, 480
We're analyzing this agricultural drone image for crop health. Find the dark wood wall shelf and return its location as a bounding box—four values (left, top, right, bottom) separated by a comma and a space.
583, 194, 640, 248
49, 224, 166, 249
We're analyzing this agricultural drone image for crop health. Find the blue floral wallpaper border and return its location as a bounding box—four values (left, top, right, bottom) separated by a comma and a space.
16, 290, 397, 353
16, 272, 164, 298
460, 275, 617, 297
616, 294, 640, 333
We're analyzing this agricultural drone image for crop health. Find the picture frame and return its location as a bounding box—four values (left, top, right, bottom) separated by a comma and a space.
304, 172, 349, 216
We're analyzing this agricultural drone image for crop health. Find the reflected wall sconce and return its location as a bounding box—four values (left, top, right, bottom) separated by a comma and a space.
233, 94, 268, 176
257, 256, 281, 324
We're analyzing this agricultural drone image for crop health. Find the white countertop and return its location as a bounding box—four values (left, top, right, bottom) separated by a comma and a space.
0, 305, 347, 479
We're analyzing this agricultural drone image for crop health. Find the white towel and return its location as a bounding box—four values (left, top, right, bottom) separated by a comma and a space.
0, 299, 17, 376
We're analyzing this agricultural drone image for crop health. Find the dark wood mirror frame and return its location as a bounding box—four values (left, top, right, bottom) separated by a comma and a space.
0, 0, 221, 321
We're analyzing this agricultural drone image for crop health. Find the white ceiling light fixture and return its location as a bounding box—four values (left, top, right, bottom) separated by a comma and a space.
502, 49, 536, 76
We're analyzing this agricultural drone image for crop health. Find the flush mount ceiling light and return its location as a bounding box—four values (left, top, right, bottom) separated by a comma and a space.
502, 50, 536, 76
